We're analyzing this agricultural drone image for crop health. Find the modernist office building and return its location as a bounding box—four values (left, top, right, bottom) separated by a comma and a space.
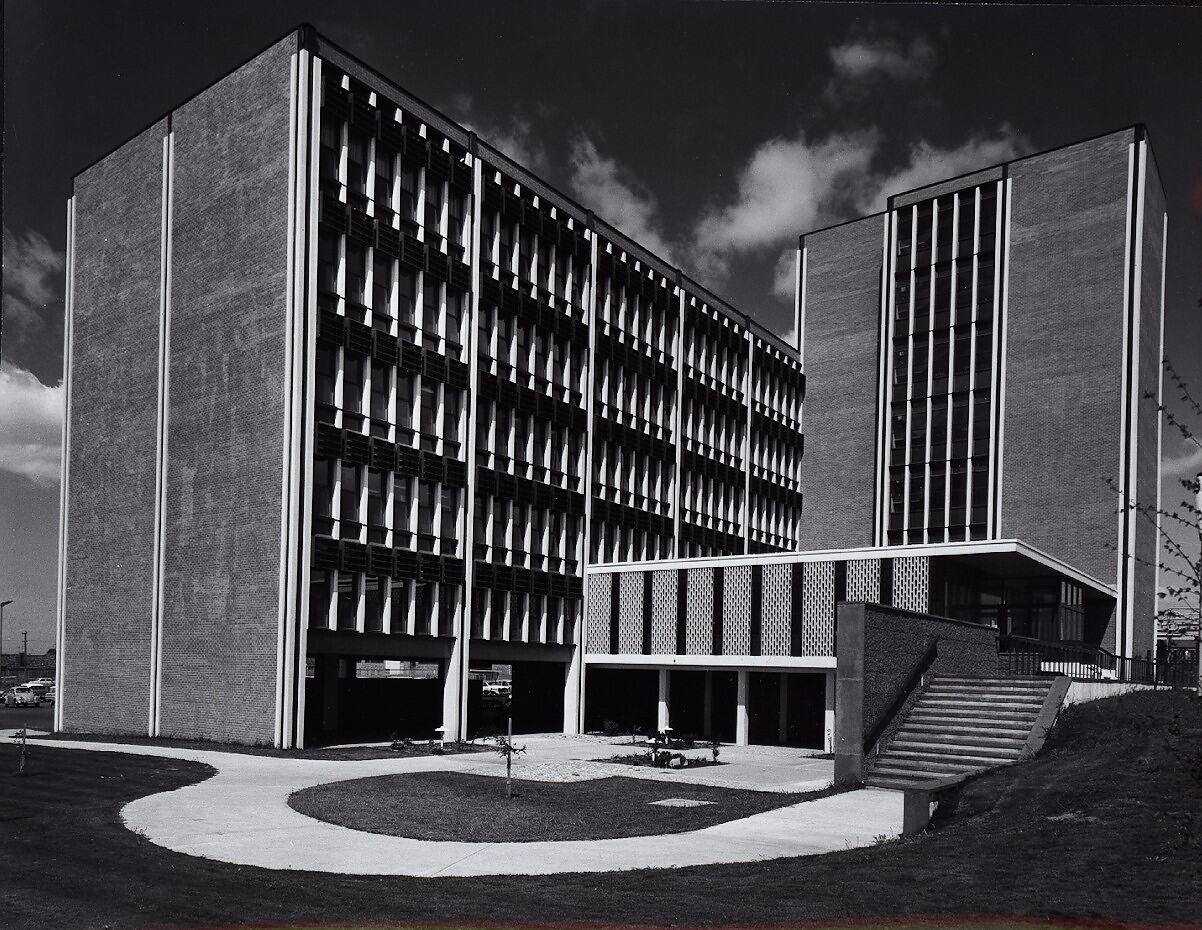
54, 26, 805, 748
584, 126, 1166, 748
796, 125, 1166, 661
54, 25, 1165, 750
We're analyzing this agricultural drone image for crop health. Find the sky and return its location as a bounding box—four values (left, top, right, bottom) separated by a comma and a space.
3, 1, 1201, 656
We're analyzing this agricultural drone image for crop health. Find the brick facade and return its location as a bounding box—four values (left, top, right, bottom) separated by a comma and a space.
798, 215, 885, 550
61, 120, 168, 736
1001, 127, 1164, 653
157, 34, 296, 744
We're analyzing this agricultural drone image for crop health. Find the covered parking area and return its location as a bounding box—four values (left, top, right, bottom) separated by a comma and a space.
584, 658, 835, 750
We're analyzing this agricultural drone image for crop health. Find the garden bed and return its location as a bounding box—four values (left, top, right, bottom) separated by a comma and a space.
288, 771, 821, 841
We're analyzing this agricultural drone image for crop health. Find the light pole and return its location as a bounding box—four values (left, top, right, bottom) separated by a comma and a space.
0, 599, 11, 685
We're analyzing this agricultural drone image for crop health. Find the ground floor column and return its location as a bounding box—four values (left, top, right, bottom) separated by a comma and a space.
441, 634, 464, 742
657, 668, 670, 732
703, 671, 713, 737
824, 669, 836, 752
320, 654, 339, 733
563, 645, 582, 734
778, 674, 789, 743
735, 670, 749, 746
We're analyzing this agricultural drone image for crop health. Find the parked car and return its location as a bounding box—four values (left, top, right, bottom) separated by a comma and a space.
25, 678, 54, 697
482, 679, 512, 700
3, 685, 41, 707
44, 686, 56, 704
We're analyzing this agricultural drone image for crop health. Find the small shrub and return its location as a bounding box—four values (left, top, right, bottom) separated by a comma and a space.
602, 719, 622, 737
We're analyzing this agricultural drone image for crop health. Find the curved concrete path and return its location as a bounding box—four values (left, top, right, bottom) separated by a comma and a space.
9, 735, 903, 877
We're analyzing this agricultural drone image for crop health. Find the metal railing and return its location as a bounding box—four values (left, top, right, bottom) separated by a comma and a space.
999, 634, 1196, 687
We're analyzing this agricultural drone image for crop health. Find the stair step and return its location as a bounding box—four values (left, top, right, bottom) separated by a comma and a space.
925, 685, 1050, 698
890, 736, 1024, 755
874, 752, 993, 771
908, 716, 1033, 730
918, 698, 1044, 712
865, 774, 940, 790
894, 729, 1028, 749
923, 691, 1045, 702
934, 676, 1052, 686
884, 746, 1020, 766
869, 761, 986, 779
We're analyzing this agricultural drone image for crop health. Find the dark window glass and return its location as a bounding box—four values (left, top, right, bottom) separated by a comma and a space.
393, 476, 411, 545
370, 361, 389, 423
318, 231, 338, 296
340, 464, 360, 527
316, 346, 337, 408
374, 149, 394, 211
343, 354, 364, 413
373, 256, 392, 318
345, 242, 367, 305
309, 569, 332, 628
319, 121, 340, 182
364, 576, 384, 633
336, 573, 357, 630
346, 129, 369, 198
395, 375, 413, 430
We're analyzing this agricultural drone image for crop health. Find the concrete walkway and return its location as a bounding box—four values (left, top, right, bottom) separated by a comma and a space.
7, 734, 903, 877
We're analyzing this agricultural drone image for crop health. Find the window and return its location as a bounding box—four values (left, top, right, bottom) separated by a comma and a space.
343, 354, 364, 414
440, 486, 460, 544
391, 580, 411, 631
340, 464, 361, 529
420, 381, 439, 444
309, 570, 332, 628
313, 458, 335, 534
370, 361, 389, 426
442, 389, 460, 444
315, 346, 337, 410
415, 582, 436, 635
423, 281, 442, 337
417, 480, 437, 550
318, 231, 339, 297
424, 174, 443, 235
446, 291, 465, 348
364, 576, 385, 633
336, 573, 358, 630
395, 374, 414, 431
374, 148, 394, 212
399, 164, 420, 226
345, 242, 367, 306
397, 271, 417, 329
346, 129, 369, 200
319, 121, 340, 183
366, 469, 386, 542
393, 476, 412, 546
373, 255, 393, 320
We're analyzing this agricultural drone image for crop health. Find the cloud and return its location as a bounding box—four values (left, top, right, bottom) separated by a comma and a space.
688, 127, 1027, 289
1161, 436, 1202, 481
691, 131, 878, 279
851, 128, 1029, 215
772, 250, 798, 302
448, 94, 549, 174
568, 134, 676, 263
3, 226, 64, 344
0, 363, 63, 488
829, 35, 936, 84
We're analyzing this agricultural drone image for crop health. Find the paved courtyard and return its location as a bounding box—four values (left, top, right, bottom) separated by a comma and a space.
3, 732, 903, 876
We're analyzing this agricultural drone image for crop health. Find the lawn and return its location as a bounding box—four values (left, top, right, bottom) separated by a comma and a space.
2, 689, 1200, 929
290, 771, 822, 841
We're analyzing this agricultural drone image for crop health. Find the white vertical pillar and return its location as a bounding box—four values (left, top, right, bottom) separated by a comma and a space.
735, 670, 749, 746
702, 670, 713, 737
777, 673, 789, 744
824, 670, 836, 753
657, 668, 670, 732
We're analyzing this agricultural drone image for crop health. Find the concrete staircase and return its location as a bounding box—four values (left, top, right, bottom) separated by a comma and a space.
864, 675, 1061, 790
